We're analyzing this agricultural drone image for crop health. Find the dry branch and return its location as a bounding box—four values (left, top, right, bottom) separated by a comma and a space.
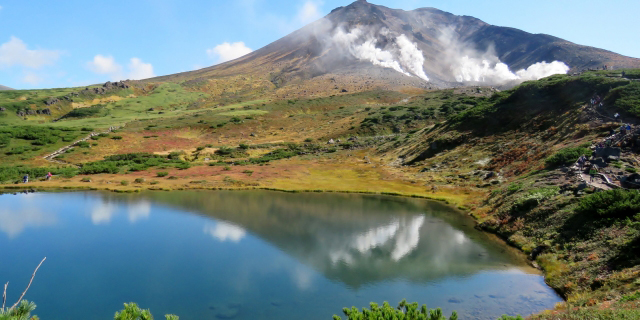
10, 257, 46, 310
2, 281, 7, 310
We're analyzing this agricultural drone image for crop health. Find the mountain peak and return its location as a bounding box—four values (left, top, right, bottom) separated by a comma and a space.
152, 2, 640, 94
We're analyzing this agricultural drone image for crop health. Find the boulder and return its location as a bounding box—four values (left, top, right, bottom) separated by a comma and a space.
622, 173, 640, 189
590, 157, 607, 168
45, 97, 60, 106
327, 139, 335, 144
0, 107, 5, 111
594, 147, 621, 159
607, 155, 620, 162
483, 171, 496, 180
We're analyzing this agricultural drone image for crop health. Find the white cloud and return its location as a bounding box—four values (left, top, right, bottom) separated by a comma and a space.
86, 54, 123, 79
128, 57, 155, 80
204, 221, 246, 243
206, 42, 253, 64
0, 36, 61, 69
296, 0, 323, 25
86, 55, 155, 81
22, 71, 43, 85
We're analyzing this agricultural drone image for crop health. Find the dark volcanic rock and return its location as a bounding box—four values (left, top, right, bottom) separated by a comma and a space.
45, 97, 60, 106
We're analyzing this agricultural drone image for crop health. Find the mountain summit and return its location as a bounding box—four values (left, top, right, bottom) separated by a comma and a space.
155, 1, 640, 93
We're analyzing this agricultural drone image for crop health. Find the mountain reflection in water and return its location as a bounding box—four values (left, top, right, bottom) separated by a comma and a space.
104, 190, 529, 287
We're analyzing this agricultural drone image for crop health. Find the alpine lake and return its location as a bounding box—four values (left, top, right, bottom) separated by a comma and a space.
0, 190, 562, 319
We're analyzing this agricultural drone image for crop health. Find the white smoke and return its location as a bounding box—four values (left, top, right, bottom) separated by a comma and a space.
439, 28, 569, 85
516, 61, 570, 81
396, 35, 430, 82
329, 26, 429, 81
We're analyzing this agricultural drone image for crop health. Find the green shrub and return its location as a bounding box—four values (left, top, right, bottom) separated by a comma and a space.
120, 180, 129, 186
507, 183, 523, 194
621, 291, 640, 302
6, 146, 29, 155
175, 162, 191, 170
77, 141, 90, 148
545, 146, 591, 167
217, 147, 233, 155
114, 302, 179, 320
626, 167, 638, 173
223, 166, 231, 171
0, 300, 38, 319
157, 171, 169, 177
62, 105, 103, 119
168, 152, 183, 160
81, 177, 92, 182
575, 189, 640, 219
167, 176, 178, 180
134, 178, 145, 184
334, 300, 457, 320
497, 316, 524, 320
79, 161, 120, 174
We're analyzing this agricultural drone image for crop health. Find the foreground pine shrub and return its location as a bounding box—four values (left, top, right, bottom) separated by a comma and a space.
333, 300, 458, 320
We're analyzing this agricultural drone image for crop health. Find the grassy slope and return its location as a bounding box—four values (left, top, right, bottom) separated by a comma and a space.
1, 71, 640, 318
390, 72, 640, 317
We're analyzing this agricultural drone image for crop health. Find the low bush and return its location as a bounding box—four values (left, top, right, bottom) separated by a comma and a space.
334, 300, 458, 320
545, 146, 591, 167
77, 141, 90, 148
575, 189, 640, 219
157, 172, 169, 177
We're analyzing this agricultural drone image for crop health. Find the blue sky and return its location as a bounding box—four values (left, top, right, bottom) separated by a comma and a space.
1, 0, 638, 90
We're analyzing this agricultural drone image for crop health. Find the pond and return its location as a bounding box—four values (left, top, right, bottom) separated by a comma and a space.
0, 191, 562, 319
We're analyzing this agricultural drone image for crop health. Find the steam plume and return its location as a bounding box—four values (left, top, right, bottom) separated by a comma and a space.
439, 28, 569, 84
330, 26, 429, 81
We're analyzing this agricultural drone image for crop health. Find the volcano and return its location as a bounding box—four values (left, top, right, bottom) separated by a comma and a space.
153, 0, 640, 92
0, 85, 13, 91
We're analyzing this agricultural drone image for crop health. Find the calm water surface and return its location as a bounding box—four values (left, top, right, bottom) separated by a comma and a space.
0, 191, 561, 319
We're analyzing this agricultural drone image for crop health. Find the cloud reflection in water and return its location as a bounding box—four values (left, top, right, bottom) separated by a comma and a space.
204, 221, 247, 243
90, 199, 152, 225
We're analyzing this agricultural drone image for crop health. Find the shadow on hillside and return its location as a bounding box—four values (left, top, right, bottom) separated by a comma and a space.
609, 236, 640, 271
557, 212, 615, 242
